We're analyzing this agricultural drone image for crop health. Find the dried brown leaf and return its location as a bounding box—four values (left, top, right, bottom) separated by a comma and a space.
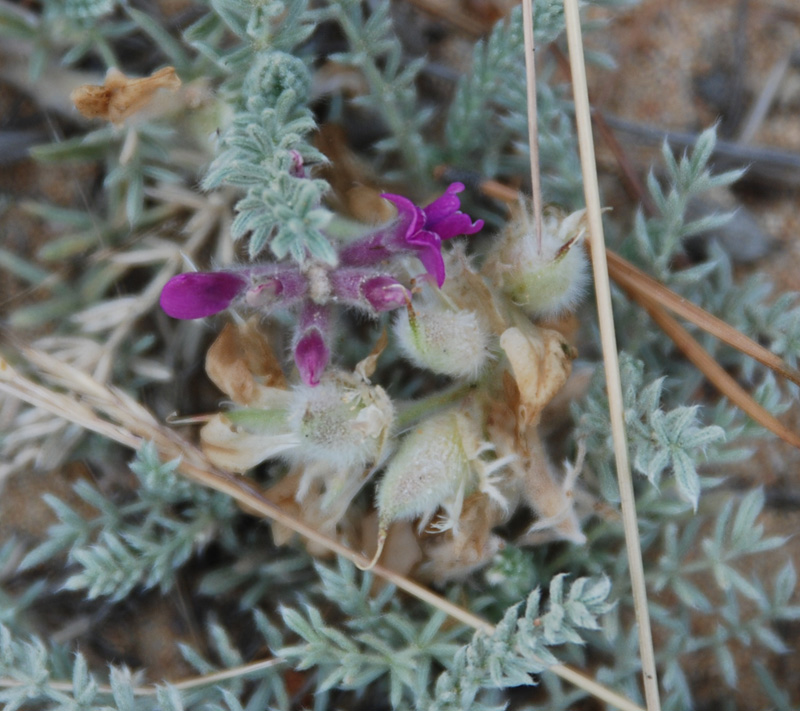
71, 66, 181, 125
205, 320, 286, 405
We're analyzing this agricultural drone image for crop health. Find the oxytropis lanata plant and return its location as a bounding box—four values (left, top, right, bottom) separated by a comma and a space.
3, 1, 800, 710
160, 168, 591, 580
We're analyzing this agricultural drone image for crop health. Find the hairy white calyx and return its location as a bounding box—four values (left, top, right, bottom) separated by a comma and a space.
482, 204, 590, 319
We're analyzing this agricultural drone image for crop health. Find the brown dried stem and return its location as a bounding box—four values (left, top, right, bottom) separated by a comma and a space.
606, 250, 800, 390
618, 283, 800, 451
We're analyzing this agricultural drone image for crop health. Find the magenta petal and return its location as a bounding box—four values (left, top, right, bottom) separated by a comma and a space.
160, 272, 246, 319
411, 232, 447, 287
430, 213, 484, 241
382, 193, 424, 235
294, 329, 329, 386
423, 182, 465, 225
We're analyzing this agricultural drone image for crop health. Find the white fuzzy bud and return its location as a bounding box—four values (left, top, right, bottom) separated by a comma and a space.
393, 304, 490, 380
482, 205, 589, 318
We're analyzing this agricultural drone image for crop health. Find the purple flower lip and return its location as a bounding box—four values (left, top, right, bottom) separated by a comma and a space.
420, 182, 483, 240
294, 328, 328, 386
160, 272, 247, 319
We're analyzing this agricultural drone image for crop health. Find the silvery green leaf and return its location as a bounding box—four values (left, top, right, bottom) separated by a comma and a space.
157, 684, 185, 711
671, 447, 700, 510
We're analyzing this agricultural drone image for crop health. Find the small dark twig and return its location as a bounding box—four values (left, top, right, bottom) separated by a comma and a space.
602, 114, 800, 189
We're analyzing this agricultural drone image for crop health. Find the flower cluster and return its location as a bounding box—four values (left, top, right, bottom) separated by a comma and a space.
160, 183, 483, 385
163, 179, 593, 582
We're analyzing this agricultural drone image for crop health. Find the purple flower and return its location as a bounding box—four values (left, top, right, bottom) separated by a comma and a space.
161, 266, 307, 320
339, 183, 483, 287
159, 184, 482, 386
160, 272, 247, 319
294, 303, 331, 386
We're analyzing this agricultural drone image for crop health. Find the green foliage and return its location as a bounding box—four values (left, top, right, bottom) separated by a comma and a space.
203, 54, 333, 262
430, 575, 613, 711
267, 559, 466, 708
261, 560, 612, 710
198, 0, 334, 263
19, 443, 239, 600
1, 2, 799, 711
326, 0, 431, 183
576, 354, 726, 508
444, 3, 584, 206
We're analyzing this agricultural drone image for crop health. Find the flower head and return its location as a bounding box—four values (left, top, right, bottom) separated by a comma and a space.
383, 182, 484, 287
340, 183, 483, 287
159, 184, 482, 386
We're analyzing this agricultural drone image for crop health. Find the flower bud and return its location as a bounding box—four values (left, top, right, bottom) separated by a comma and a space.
289, 373, 394, 470
328, 268, 409, 315
294, 329, 328, 387
393, 303, 490, 380
482, 205, 589, 318
292, 303, 331, 386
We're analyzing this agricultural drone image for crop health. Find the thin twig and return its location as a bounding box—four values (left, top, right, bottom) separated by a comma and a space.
561, 2, 662, 710
521, 0, 544, 253
602, 114, 800, 189
619, 285, 800, 450
605, 250, 800, 389
0, 347, 645, 711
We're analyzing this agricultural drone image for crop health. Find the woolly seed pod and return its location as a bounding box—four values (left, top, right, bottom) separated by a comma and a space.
364, 411, 475, 568
393, 303, 490, 380
483, 205, 589, 319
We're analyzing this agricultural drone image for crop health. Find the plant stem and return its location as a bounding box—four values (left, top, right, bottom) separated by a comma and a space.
562, 1, 662, 709
521, 0, 544, 254
394, 382, 474, 430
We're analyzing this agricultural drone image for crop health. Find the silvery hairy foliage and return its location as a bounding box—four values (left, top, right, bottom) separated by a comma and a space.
0, 0, 799, 710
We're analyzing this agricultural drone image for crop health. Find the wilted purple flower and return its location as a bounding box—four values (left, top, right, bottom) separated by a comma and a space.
340, 182, 483, 287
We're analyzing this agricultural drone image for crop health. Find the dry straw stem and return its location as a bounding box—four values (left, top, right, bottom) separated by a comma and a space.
0, 342, 644, 711
605, 250, 800, 388
561, 1, 661, 709
521, 0, 544, 253
608, 252, 800, 450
